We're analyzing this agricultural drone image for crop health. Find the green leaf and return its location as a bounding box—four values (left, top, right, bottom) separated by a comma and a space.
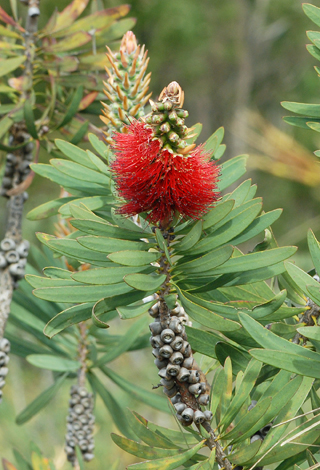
204, 126, 224, 155
218, 155, 247, 191
70, 121, 89, 145
285, 261, 320, 302
93, 291, 147, 318
72, 266, 153, 285
182, 291, 238, 320
88, 372, 136, 440
229, 209, 282, 246
55, 139, 97, 170
16, 374, 67, 425
101, 367, 168, 412
214, 144, 226, 160
108, 251, 160, 266
44, 303, 94, 338
307, 44, 320, 62
57, 86, 84, 128
176, 220, 203, 252
223, 179, 252, 206
24, 101, 38, 139
250, 349, 320, 379
251, 290, 287, 319
219, 359, 262, 429
111, 209, 151, 234
184, 326, 220, 358
176, 245, 233, 274
77, 236, 151, 253
202, 199, 234, 230
281, 100, 320, 118
283, 116, 320, 129
71, 218, 150, 240
27, 197, 76, 220
177, 288, 241, 332
111, 434, 180, 460
88, 133, 109, 159
297, 325, 320, 342
127, 439, 205, 469
228, 439, 262, 465
308, 229, 320, 276
117, 299, 157, 320
0, 56, 25, 77
94, 316, 148, 366
26, 354, 79, 371
215, 342, 251, 376
50, 159, 109, 186
155, 229, 172, 266
59, 196, 113, 217
303, 3, 320, 27
0, 115, 13, 139
45, 237, 113, 266
33, 282, 132, 303
124, 273, 166, 292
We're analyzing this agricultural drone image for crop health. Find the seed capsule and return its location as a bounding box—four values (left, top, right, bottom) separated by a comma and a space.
171, 394, 182, 405
160, 378, 175, 389
0, 339, 10, 353
170, 351, 184, 365
198, 394, 210, 406
149, 322, 163, 336
194, 410, 205, 424
181, 408, 194, 422
174, 403, 186, 414
16, 240, 30, 258
171, 336, 184, 351
154, 358, 168, 369
204, 410, 213, 421
169, 319, 183, 334
150, 335, 163, 348
176, 367, 190, 382
189, 383, 202, 395
0, 254, 7, 269
0, 367, 8, 377
188, 370, 200, 384
182, 357, 194, 369
161, 329, 175, 344
166, 363, 180, 377
163, 385, 178, 398
177, 414, 193, 427
158, 367, 170, 379
180, 341, 191, 357
159, 345, 173, 359
0, 238, 16, 252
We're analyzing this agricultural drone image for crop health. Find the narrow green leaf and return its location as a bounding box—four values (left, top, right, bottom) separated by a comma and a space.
93, 291, 146, 318
127, 439, 205, 469
0, 115, 13, 139
108, 251, 160, 266
177, 287, 241, 332
176, 220, 203, 252
72, 265, 153, 285
124, 273, 166, 291
251, 290, 287, 319
281, 100, 320, 118
215, 342, 251, 376
204, 126, 224, 155
71, 218, 151, 240
55, 139, 96, 169
50, 159, 109, 186
117, 299, 157, 320
223, 179, 252, 206
111, 434, 180, 460
59, 196, 113, 217
88, 133, 109, 159
228, 439, 262, 465
70, 121, 89, 145
88, 372, 136, 440
16, 374, 67, 424
155, 229, 172, 266
24, 101, 38, 139
26, 354, 79, 371
0, 56, 25, 77
218, 155, 247, 191
44, 303, 94, 338
27, 197, 75, 220
184, 326, 220, 358
77, 236, 151, 253
57, 86, 83, 128
303, 2, 320, 27
202, 199, 234, 230
229, 209, 282, 246
176, 245, 234, 274
101, 366, 168, 412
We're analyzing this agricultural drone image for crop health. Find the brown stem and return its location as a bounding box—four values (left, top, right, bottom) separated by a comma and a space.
77, 322, 88, 388
201, 421, 233, 470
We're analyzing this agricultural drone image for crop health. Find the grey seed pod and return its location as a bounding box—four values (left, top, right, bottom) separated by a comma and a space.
0, 352, 6, 366
189, 383, 202, 395
4, 355, 9, 366
70, 396, 80, 406
177, 414, 193, 427
194, 410, 205, 424
0, 253, 7, 269
181, 407, 194, 422
177, 367, 190, 382
160, 378, 175, 389
84, 453, 94, 462
171, 305, 181, 315
171, 336, 184, 351
22, 191, 28, 201
159, 345, 173, 358
0, 379, 6, 389
171, 394, 182, 405
19, 161, 30, 173
79, 415, 88, 424
0, 339, 10, 353
4, 166, 13, 177
150, 335, 163, 348
198, 394, 210, 406
169, 319, 183, 334
154, 358, 167, 369
163, 385, 178, 398
9, 262, 25, 278
28, 6, 40, 17
174, 403, 186, 414
149, 322, 162, 336
1, 238, 16, 252
78, 387, 89, 397
5, 250, 20, 264
248, 400, 257, 411
65, 446, 74, 455
6, 153, 17, 165
188, 370, 200, 384
170, 351, 184, 365
161, 329, 175, 344
149, 303, 160, 317
24, 141, 34, 153
87, 443, 95, 452
24, 152, 34, 162
152, 348, 160, 358
199, 382, 207, 393
16, 240, 30, 258
166, 363, 180, 377
79, 439, 88, 450
204, 410, 213, 422
251, 434, 263, 444
81, 398, 91, 408
0, 367, 8, 377
180, 342, 191, 357
158, 368, 171, 379
1, 177, 12, 189
73, 421, 82, 431
182, 357, 194, 369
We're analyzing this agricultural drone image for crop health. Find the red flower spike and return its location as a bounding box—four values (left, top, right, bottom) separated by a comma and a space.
111, 121, 220, 227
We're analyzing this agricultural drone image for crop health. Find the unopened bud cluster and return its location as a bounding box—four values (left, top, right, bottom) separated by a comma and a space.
149, 302, 213, 426
0, 138, 33, 197
145, 82, 195, 156
65, 385, 95, 465
0, 338, 10, 402
0, 238, 29, 286
101, 31, 152, 143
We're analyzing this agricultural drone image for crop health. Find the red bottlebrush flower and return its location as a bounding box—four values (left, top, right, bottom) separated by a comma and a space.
111, 120, 220, 226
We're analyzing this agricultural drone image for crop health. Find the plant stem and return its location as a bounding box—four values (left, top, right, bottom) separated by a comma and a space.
201, 421, 233, 470
78, 322, 88, 388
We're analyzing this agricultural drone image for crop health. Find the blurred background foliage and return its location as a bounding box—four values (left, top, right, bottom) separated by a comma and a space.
1, 0, 320, 467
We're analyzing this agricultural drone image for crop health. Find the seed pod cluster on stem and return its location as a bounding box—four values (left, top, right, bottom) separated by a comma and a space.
101, 31, 152, 144
0, 338, 10, 402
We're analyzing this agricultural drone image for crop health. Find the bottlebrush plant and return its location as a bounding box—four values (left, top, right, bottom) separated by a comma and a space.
3, 2, 320, 470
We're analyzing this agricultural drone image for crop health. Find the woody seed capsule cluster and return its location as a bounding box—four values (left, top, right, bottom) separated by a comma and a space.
0, 338, 10, 402
0, 238, 30, 287
149, 301, 213, 426
101, 31, 152, 144
65, 385, 95, 465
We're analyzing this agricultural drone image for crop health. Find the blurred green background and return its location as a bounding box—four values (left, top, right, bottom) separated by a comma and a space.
1, 0, 320, 467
